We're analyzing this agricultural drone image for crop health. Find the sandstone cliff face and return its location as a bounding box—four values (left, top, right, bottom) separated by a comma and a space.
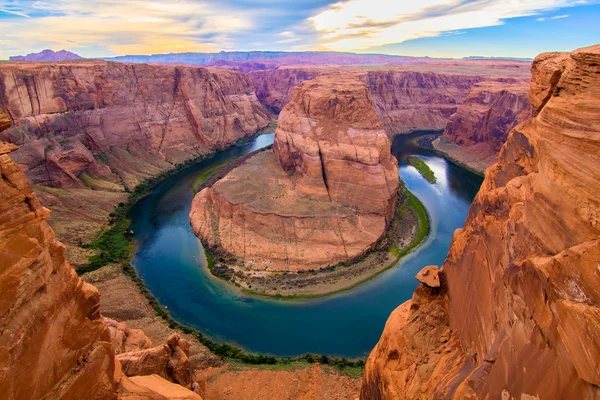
365, 71, 484, 134
0, 60, 270, 189
0, 112, 204, 399
191, 75, 399, 270
362, 45, 600, 399
250, 69, 320, 113
436, 80, 534, 170
0, 118, 117, 399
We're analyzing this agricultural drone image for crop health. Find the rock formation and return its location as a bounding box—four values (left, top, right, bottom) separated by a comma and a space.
0, 111, 203, 399
250, 68, 320, 113
190, 74, 399, 270
0, 60, 270, 189
0, 114, 117, 399
434, 80, 534, 172
362, 44, 600, 399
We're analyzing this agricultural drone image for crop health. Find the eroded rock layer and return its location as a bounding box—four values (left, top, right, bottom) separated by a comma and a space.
191, 75, 399, 270
0, 60, 270, 189
362, 44, 600, 399
435, 80, 534, 172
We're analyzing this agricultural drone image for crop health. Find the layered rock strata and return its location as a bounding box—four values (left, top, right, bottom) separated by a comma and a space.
362, 45, 600, 399
0, 61, 270, 190
0, 115, 116, 399
190, 75, 399, 270
435, 80, 534, 172
0, 112, 202, 399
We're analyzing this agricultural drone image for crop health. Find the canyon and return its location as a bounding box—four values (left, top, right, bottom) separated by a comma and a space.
2, 44, 598, 400
434, 79, 534, 173
361, 44, 600, 399
0, 60, 270, 262
0, 58, 530, 269
190, 74, 399, 271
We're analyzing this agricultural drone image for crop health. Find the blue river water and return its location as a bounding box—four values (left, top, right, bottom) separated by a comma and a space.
129, 132, 482, 358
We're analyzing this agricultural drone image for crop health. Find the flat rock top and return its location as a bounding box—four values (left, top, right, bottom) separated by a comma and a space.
416, 265, 441, 288
212, 150, 355, 217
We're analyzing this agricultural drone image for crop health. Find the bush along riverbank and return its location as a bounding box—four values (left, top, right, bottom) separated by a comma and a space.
407, 156, 436, 184
202, 183, 431, 299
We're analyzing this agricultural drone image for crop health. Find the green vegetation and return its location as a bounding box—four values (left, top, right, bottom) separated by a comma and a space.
407, 156, 436, 184
191, 163, 227, 193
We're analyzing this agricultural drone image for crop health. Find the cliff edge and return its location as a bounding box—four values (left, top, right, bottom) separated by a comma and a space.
362, 44, 600, 399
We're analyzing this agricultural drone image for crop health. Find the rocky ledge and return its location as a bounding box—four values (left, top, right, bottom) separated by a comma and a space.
190, 74, 399, 271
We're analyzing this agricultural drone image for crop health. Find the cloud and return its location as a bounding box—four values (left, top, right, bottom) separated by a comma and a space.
0, 0, 253, 57
0, 8, 31, 18
310, 0, 589, 51
537, 13, 570, 21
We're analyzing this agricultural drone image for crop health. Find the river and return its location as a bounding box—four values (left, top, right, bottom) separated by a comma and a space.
129, 132, 483, 358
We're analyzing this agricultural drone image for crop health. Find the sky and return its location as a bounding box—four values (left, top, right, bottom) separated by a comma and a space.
0, 0, 599, 59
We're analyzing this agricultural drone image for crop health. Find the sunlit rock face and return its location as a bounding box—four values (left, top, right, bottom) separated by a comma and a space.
191, 74, 399, 270
0, 113, 117, 400
0, 110, 205, 400
362, 44, 600, 399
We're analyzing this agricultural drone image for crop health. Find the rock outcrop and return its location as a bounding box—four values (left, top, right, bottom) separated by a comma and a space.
250, 68, 321, 113
362, 44, 600, 399
118, 333, 193, 388
0, 115, 117, 399
190, 74, 399, 270
0, 111, 203, 400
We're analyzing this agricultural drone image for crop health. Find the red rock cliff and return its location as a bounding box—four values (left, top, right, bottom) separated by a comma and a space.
0, 60, 270, 189
0, 112, 204, 400
0, 118, 117, 399
434, 80, 534, 172
362, 44, 600, 399
190, 74, 399, 270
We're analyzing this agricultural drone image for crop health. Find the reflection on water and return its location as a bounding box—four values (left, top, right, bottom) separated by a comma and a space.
129, 132, 483, 357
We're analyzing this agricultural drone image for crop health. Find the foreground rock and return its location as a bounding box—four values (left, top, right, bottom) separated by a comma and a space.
0, 113, 203, 399
362, 44, 600, 399
191, 74, 399, 270
0, 116, 116, 399
436, 80, 534, 172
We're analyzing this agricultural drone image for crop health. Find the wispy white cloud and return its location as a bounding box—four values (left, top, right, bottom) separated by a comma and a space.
310, 0, 589, 51
537, 13, 570, 21
0, 8, 30, 18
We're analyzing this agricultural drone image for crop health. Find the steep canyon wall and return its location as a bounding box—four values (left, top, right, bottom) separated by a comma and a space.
362, 45, 600, 400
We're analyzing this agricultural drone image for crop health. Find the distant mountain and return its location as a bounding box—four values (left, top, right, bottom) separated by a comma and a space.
9, 49, 83, 62
105, 51, 443, 66
463, 55, 534, 61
